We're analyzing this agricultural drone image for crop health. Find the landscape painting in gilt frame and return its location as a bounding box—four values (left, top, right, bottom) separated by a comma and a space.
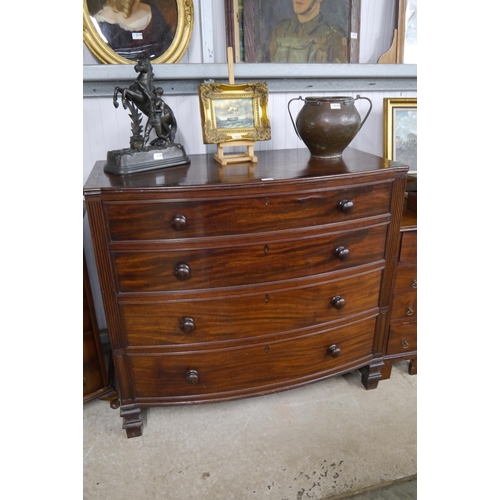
384, 98, 417, 173
198, 82, 271, 144
224, 0, 360, 63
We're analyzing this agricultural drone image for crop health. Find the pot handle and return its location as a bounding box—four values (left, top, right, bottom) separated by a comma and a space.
287, 96, 305, 140
354, 95, 373, 130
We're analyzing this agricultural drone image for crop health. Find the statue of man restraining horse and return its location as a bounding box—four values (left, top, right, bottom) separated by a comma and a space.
113, 56, 177, 148
104, 56, 189, 175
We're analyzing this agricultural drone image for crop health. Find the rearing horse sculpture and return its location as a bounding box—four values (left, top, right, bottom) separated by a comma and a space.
113, 57, 177, 147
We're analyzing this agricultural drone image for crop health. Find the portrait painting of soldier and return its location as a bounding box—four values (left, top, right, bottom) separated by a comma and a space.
252, 0, 353, 63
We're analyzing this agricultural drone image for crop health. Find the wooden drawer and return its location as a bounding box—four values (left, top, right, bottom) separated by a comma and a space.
394, 263, 417, 292
105, 182, 392, 241
390, 288, 417, 322
121, 267, 383, 346
113, 223, 387, 293
399, 230, 417, 263
386, 323, 417, 355
128, 317, 377, 401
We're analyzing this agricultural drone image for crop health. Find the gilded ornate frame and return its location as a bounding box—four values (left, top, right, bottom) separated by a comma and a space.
383, 97, 417, 173
83, 0, 194, 64
198, 82, 271, 144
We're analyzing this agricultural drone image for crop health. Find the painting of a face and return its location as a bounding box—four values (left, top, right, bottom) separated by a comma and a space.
293, 0, 322, 15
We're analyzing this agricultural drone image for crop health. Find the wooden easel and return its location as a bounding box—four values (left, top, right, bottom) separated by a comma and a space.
213, 47, 258, 166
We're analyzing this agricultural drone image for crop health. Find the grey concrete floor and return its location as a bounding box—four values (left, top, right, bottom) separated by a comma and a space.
83, 361, 416, 499
325, 476, 416, 499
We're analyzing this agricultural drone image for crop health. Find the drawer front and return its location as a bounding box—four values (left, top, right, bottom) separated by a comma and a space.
122, 268, 383, 346
387, 323, 417, 355
399, 230, 417, 263
129, 317, 376, 400
390, 289, 417, 322
394, 263, 417, 292
105, 182, 392, 241
113, 224, 387, 293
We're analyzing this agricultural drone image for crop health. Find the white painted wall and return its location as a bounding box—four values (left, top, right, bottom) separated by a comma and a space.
83, 0, 414, 184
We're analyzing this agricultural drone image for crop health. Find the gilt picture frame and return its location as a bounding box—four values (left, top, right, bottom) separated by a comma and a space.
83, 0, 194, 64
384, 97, 417, 173
198, 82, 271, 144
224, 0, 360, 63
396, 0, 417, 64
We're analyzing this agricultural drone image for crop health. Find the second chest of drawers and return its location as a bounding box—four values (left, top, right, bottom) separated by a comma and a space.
382, 206, 417, 378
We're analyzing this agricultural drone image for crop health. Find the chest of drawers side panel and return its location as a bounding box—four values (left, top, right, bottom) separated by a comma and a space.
371, 172, 408, 356
84, 195, 136, 406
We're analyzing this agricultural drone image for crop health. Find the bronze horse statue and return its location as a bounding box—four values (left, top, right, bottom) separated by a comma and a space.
113, 57, 177, 148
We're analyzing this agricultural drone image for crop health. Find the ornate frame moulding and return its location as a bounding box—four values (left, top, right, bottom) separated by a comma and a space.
198, 82, 271, 145
83, 0, 194, 64
383, 97, 417, 173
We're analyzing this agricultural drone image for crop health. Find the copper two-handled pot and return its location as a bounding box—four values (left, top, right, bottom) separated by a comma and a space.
288, 95, 373, 158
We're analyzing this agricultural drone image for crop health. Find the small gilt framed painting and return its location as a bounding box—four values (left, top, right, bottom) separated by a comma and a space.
198, 82, 271, 144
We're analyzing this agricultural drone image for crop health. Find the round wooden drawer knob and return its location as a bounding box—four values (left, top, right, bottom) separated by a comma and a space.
331, 295, 346, 310
334, 246, 350, 261
171, 214, 187, 231
180, 317, 195, 333
185, 370, 199, 385
328, 344, 342, 358
175, 263, 191, 280
338, 199, 354, 214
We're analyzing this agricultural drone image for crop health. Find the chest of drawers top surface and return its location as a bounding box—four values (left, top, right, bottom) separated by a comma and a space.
84, 147, 408, 195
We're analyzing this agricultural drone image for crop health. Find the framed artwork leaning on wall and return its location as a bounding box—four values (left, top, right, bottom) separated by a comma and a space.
384, 97, 417, 174
83, 0, 194, 64
225, 0, 360, 63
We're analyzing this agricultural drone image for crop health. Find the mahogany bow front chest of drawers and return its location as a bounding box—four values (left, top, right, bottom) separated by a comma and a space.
84, 148, 408, 438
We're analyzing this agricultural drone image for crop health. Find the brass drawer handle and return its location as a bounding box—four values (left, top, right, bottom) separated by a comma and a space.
327, 344, 342, 358
401, 340, 410, 349
406, 306, 414, 316
334, 246, 350, 261
171, 214, 187, 231
180, 317, 195, 334
412, 279, 417, 289
185, 370, 199, 385
331, 295, 346, 310
338, 199, 354, 214
174, 263, 191, 281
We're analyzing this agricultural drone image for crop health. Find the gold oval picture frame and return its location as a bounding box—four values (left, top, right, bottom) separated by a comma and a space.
83, 0, 194, 64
